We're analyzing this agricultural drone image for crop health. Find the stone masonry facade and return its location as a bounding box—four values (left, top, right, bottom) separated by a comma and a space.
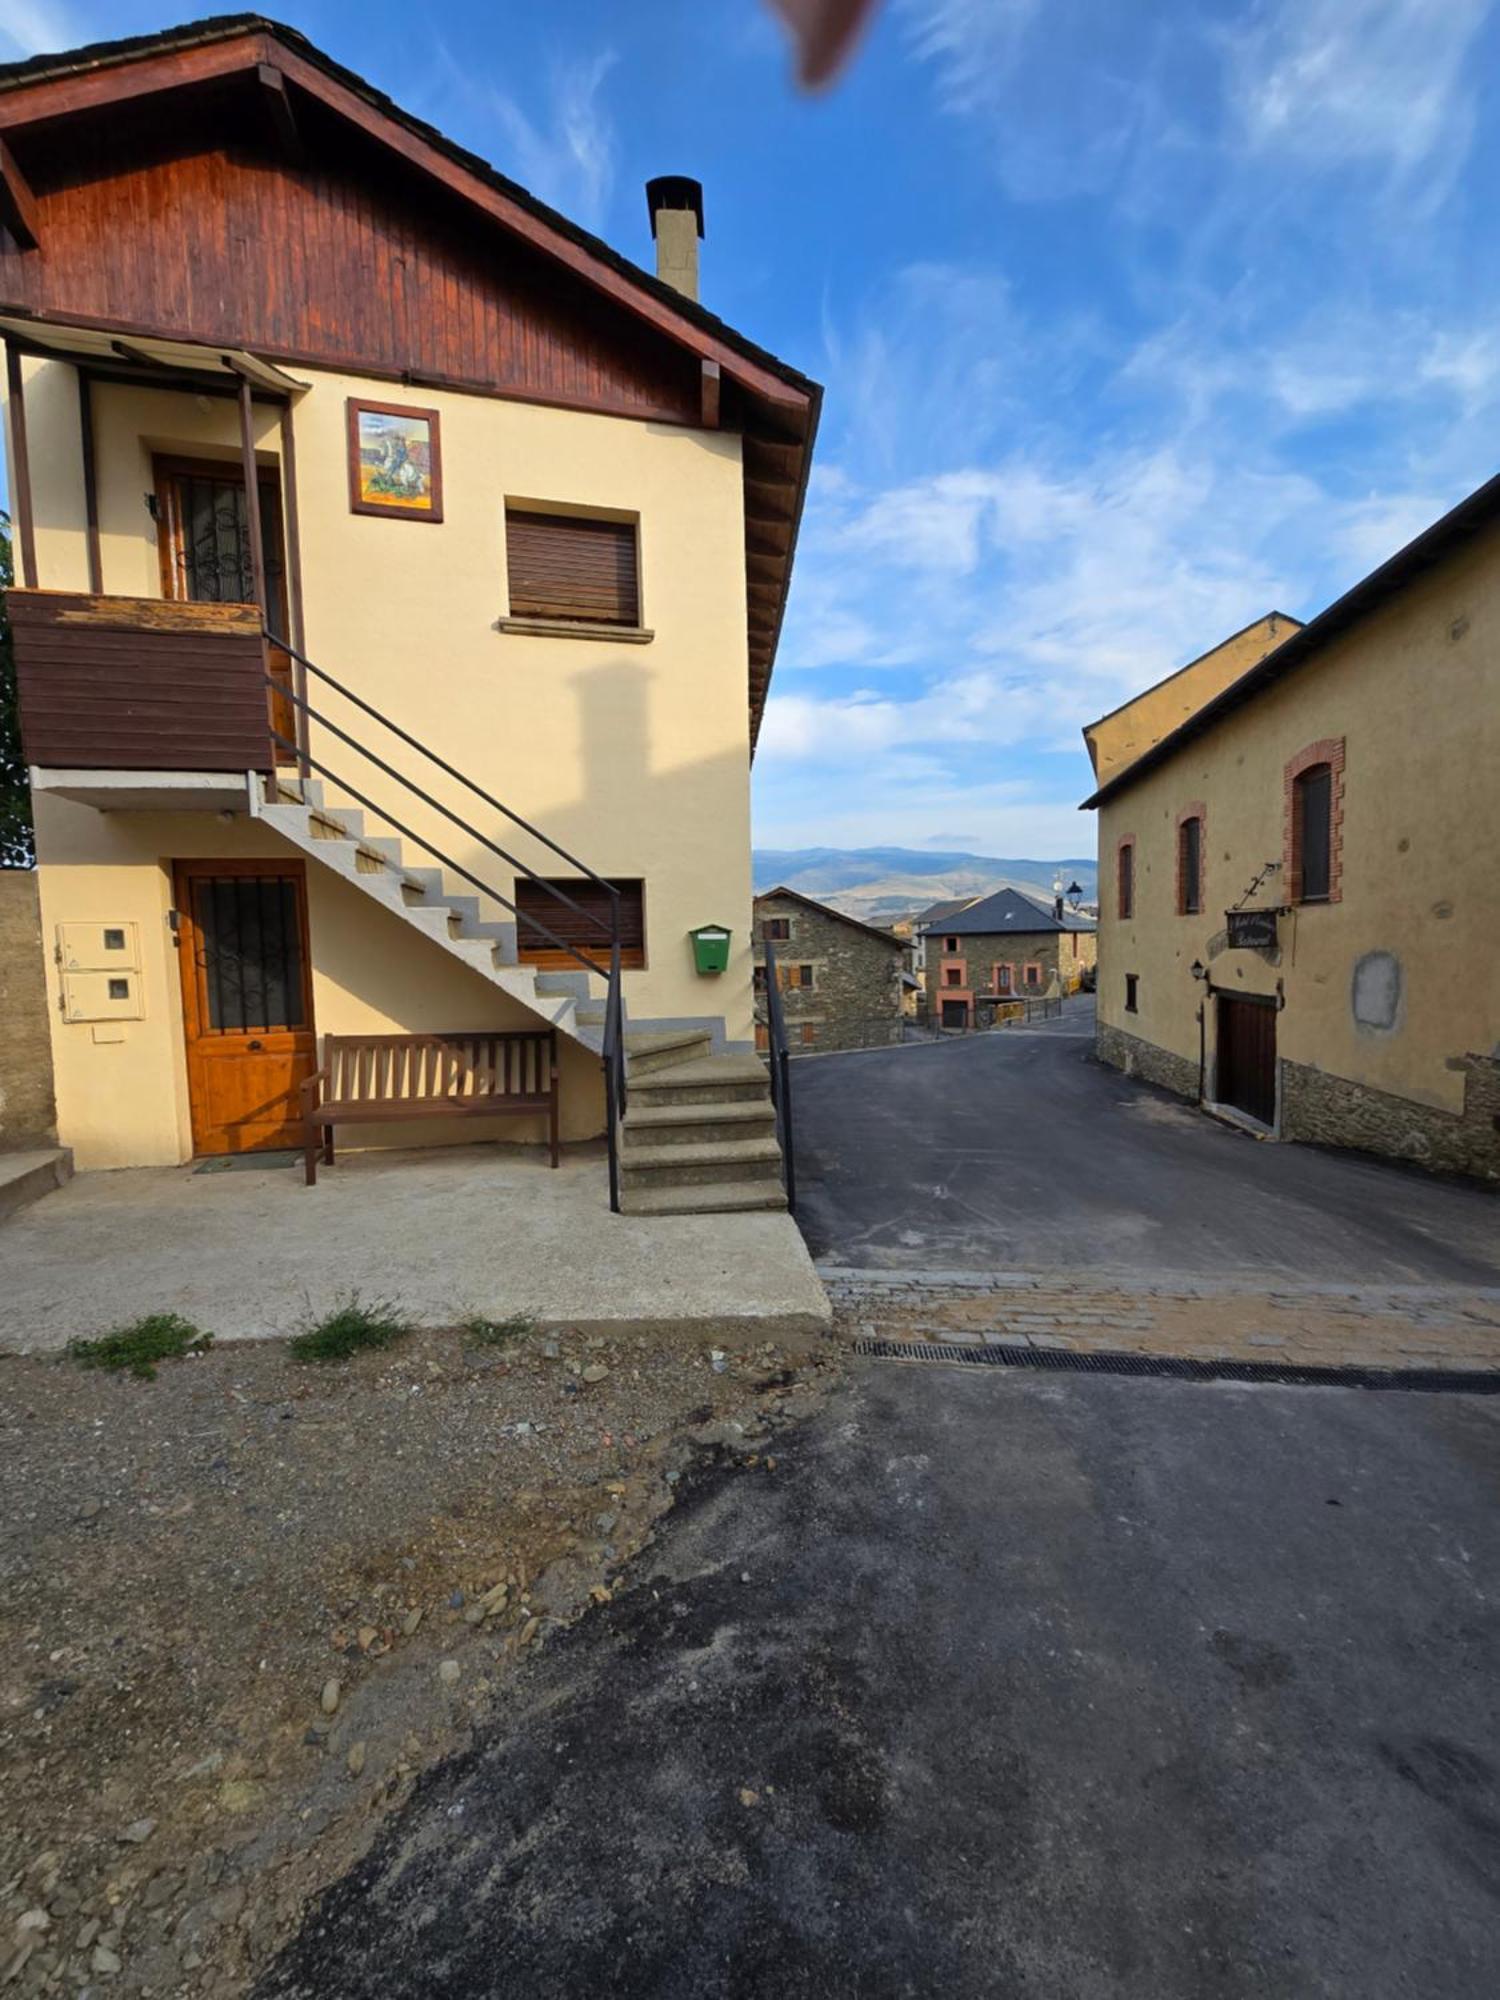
931, 926, 1097, 1025
0, 871, 58, 1146
1098, 1018, 1500, 1181
1096, 1019, 1200, 1100
754, 892, 904, 1053
1280, 1054, 1500, 1182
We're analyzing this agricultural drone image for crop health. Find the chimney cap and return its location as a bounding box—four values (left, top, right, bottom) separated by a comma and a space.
646, 175, 704, 239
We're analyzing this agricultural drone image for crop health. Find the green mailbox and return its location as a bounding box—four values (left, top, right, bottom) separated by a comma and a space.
689, 924, 732, 975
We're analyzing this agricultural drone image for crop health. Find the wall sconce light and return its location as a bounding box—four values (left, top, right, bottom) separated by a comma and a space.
1190, 959, 1207, 982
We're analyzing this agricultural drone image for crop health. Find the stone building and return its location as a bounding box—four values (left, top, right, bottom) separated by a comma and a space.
753, 889, 905, 1051
928, 888, 1097, 1029
1082, 471, 1500, 1180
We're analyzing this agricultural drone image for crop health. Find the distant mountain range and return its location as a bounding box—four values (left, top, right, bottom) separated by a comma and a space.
752, 847, 1099, 924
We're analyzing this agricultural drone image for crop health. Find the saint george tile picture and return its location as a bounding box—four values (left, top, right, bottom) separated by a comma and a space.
346, 399, 443, 521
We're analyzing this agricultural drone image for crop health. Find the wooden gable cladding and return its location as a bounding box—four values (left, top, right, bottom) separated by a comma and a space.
0, 18, 820, 748
0, 89, 701, 424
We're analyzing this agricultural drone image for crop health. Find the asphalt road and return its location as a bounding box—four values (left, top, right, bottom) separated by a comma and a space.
792, 1001, 1500, 1284
259, 1363, 1500, 1999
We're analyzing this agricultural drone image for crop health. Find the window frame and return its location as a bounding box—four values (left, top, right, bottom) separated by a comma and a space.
1125, 973, 1139, 1014
1293, 764, 1333, 904
1177, 806, 1205, 916
1284, 739, 1345, 905
501, 501, 647, 636
762, 916, 792, 942
1117, 837, 1135, 921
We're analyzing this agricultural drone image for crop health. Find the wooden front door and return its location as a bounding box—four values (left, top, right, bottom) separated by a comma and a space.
154, 454, 297, 764
175, 860, 316, 1155
1217, 994, 1277, 1127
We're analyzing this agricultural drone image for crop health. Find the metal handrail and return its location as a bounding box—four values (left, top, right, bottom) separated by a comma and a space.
266, 627, 620, 912
761, 942, 796, 1215
259, 646, 629, 1212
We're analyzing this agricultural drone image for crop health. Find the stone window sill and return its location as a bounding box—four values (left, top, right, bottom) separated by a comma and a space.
496, 616, 654, 644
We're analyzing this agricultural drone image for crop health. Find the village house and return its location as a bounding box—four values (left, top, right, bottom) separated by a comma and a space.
902, 895, 982, 1006
753, 887, 906, 1052
0, 15, 819, 1216
928, 887, 1097, 1030
1082, 476, 1500, 1180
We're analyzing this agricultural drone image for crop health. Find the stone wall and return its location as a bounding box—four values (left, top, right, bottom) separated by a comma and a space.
0, 871, 57, 1147
754, 894, 904, 1052
1281, 1056, 1500, 1183
1096, 1019, 1200, 1100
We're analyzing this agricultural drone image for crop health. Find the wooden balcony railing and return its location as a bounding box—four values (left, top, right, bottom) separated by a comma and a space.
10, 591, 278, 773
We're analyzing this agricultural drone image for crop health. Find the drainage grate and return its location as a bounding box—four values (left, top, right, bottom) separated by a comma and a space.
854, 1338, 1500, 1395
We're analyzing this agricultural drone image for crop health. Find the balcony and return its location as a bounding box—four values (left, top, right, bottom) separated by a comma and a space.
11, 591, 280, 811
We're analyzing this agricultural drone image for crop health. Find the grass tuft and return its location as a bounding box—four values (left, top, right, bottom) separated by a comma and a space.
462, 1311, 538, 1349
68, 1312, 213, 1381
288, 1292, 410, 1365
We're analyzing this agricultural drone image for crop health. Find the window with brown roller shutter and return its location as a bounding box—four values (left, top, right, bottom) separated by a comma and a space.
505, 508, 640, 626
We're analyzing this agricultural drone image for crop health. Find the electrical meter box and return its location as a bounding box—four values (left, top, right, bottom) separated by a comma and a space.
62, 970, 144, 1022
56, 923, 145, 1022
57, 921, 140, 971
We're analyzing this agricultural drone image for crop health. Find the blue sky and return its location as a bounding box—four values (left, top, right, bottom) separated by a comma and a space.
4, 0, 1500, 857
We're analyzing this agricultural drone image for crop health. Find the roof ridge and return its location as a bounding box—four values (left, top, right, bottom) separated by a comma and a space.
0, 12, 820, 399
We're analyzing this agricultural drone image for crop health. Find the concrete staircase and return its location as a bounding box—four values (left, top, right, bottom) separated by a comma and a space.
620, 1033, 787, 1216
256, 774, 625, 1056
251, 777, 788, 1213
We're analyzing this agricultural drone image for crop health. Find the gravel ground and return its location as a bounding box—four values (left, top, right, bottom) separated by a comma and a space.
0, 1322, 841, 1996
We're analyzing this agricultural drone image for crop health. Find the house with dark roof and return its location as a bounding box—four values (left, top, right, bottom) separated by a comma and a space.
1081, 471, 1500, 1179
0, 14, 819, 1216
929, 888, 1097, 1029
753, 888, 906, 1052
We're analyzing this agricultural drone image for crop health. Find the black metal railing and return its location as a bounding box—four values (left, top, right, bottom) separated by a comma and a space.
261, 632, 630, 1211
760, 942, 796, 1215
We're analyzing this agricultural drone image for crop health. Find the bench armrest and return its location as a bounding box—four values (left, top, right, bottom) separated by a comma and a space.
299, 1067, 329, 1113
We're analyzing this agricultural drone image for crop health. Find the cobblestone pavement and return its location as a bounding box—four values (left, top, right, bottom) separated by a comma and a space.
824, 1267, 1500, 1373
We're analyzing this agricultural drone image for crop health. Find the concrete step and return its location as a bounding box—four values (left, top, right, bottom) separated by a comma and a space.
628, 1053, 770, 1107
0, 1147, 74, 1224
622, 1100, 777, 1148
626, 1028, 713, 1075
621, 1177, 789, 1216
620, 1135, 783, 1190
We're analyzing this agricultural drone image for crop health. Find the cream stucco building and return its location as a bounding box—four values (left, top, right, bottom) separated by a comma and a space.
1082, 476, 1500, 1181
0, 18, 818, 1214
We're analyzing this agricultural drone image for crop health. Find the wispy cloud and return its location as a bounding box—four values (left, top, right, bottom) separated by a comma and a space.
425, 44, 619, 233
1230, 0, 1491, 186
0, 0, 78, 59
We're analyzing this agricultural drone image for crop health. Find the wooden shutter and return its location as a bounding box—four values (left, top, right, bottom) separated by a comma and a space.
515, 878, 645, 969
506, 510, 640, 625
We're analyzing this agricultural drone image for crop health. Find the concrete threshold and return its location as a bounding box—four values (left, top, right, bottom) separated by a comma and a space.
0, 1143, 831, 1354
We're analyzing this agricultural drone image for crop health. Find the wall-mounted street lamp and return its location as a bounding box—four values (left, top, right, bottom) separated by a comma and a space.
1190, 958, 1207, 982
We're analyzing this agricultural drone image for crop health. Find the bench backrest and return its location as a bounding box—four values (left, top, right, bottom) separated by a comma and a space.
322, 1032, 556, 1106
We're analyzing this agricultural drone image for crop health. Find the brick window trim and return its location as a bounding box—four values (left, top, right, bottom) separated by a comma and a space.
1024, 962, 1043, 987
1115, 833, 1136, 921
992, 962, 1015, 993
1175, 801, 1207, 916
1283, 738, 1345, 904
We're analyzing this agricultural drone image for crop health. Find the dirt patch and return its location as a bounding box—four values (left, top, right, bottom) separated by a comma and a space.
0, 1321, 842, 1994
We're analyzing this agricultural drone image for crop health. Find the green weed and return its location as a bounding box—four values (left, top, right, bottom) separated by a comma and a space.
462, 1311, 538, 1348
67, 1312, 213, 1381
288, 1292, 409, 1364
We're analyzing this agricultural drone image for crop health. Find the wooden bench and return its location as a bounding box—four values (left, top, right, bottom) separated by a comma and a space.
300, 1031, 559, 1186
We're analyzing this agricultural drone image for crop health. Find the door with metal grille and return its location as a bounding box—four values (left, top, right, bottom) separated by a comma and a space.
154, 454, 296, 762
175, 860, 317, 1154
1216, 994, 1277, 1127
